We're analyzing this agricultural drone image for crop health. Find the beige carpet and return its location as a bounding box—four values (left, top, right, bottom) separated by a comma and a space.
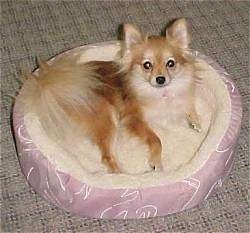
1, 0, 249, 232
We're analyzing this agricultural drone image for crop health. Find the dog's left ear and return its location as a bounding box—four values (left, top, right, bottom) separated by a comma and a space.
123, 24, 144, 50
166, 18, 190, 49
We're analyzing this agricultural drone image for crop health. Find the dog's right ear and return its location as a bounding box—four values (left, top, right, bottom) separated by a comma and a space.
123, 24, 144, 50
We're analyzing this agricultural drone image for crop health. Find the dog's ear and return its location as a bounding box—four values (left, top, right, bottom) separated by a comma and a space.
123, 24, 144, 50
166, 18, 190, 49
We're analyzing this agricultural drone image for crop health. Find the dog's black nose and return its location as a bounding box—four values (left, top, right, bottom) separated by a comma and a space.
156, 76, 166, 85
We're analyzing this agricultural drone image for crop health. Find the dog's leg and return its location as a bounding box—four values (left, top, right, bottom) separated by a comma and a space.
95, 116, 120, 173
123, 112, 162, 171
186, 83, 201, 132
84, 103, 120, 173
98, 135, 121, 174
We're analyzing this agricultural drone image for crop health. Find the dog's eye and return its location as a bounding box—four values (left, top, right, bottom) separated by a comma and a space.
143, 61, 152, 70
166, 59, 175, 68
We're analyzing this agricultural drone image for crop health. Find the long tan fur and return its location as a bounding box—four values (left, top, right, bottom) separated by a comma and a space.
20, 18, 201, 173
20, 56, 104, 144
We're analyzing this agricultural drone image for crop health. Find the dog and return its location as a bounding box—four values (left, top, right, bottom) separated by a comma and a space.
21, 18, 201, 173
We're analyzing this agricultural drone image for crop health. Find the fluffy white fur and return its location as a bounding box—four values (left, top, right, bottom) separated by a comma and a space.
22, 43, 231, 188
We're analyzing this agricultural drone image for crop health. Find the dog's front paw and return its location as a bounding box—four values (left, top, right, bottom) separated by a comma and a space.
149, 157, 163, 172
187, 113, 202, 132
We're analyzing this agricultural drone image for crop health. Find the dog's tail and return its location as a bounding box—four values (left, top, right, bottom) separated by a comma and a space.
19, 55, 103, 145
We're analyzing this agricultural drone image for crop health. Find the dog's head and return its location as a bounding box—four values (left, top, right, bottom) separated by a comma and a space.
121, 18, 195, 99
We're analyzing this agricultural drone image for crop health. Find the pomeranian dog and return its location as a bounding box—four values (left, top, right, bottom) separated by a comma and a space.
22, 18, 201, 173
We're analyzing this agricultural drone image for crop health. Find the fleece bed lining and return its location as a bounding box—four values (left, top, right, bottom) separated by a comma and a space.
23, 43, 230, 188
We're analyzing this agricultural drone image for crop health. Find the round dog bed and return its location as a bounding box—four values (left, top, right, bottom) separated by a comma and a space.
13, 41, 242, 219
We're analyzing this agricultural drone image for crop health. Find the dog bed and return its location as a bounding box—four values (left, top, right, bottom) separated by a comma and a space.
13, 41, 242, 219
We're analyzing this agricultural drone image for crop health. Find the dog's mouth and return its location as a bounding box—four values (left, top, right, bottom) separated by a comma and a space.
150, 83, 168, 88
